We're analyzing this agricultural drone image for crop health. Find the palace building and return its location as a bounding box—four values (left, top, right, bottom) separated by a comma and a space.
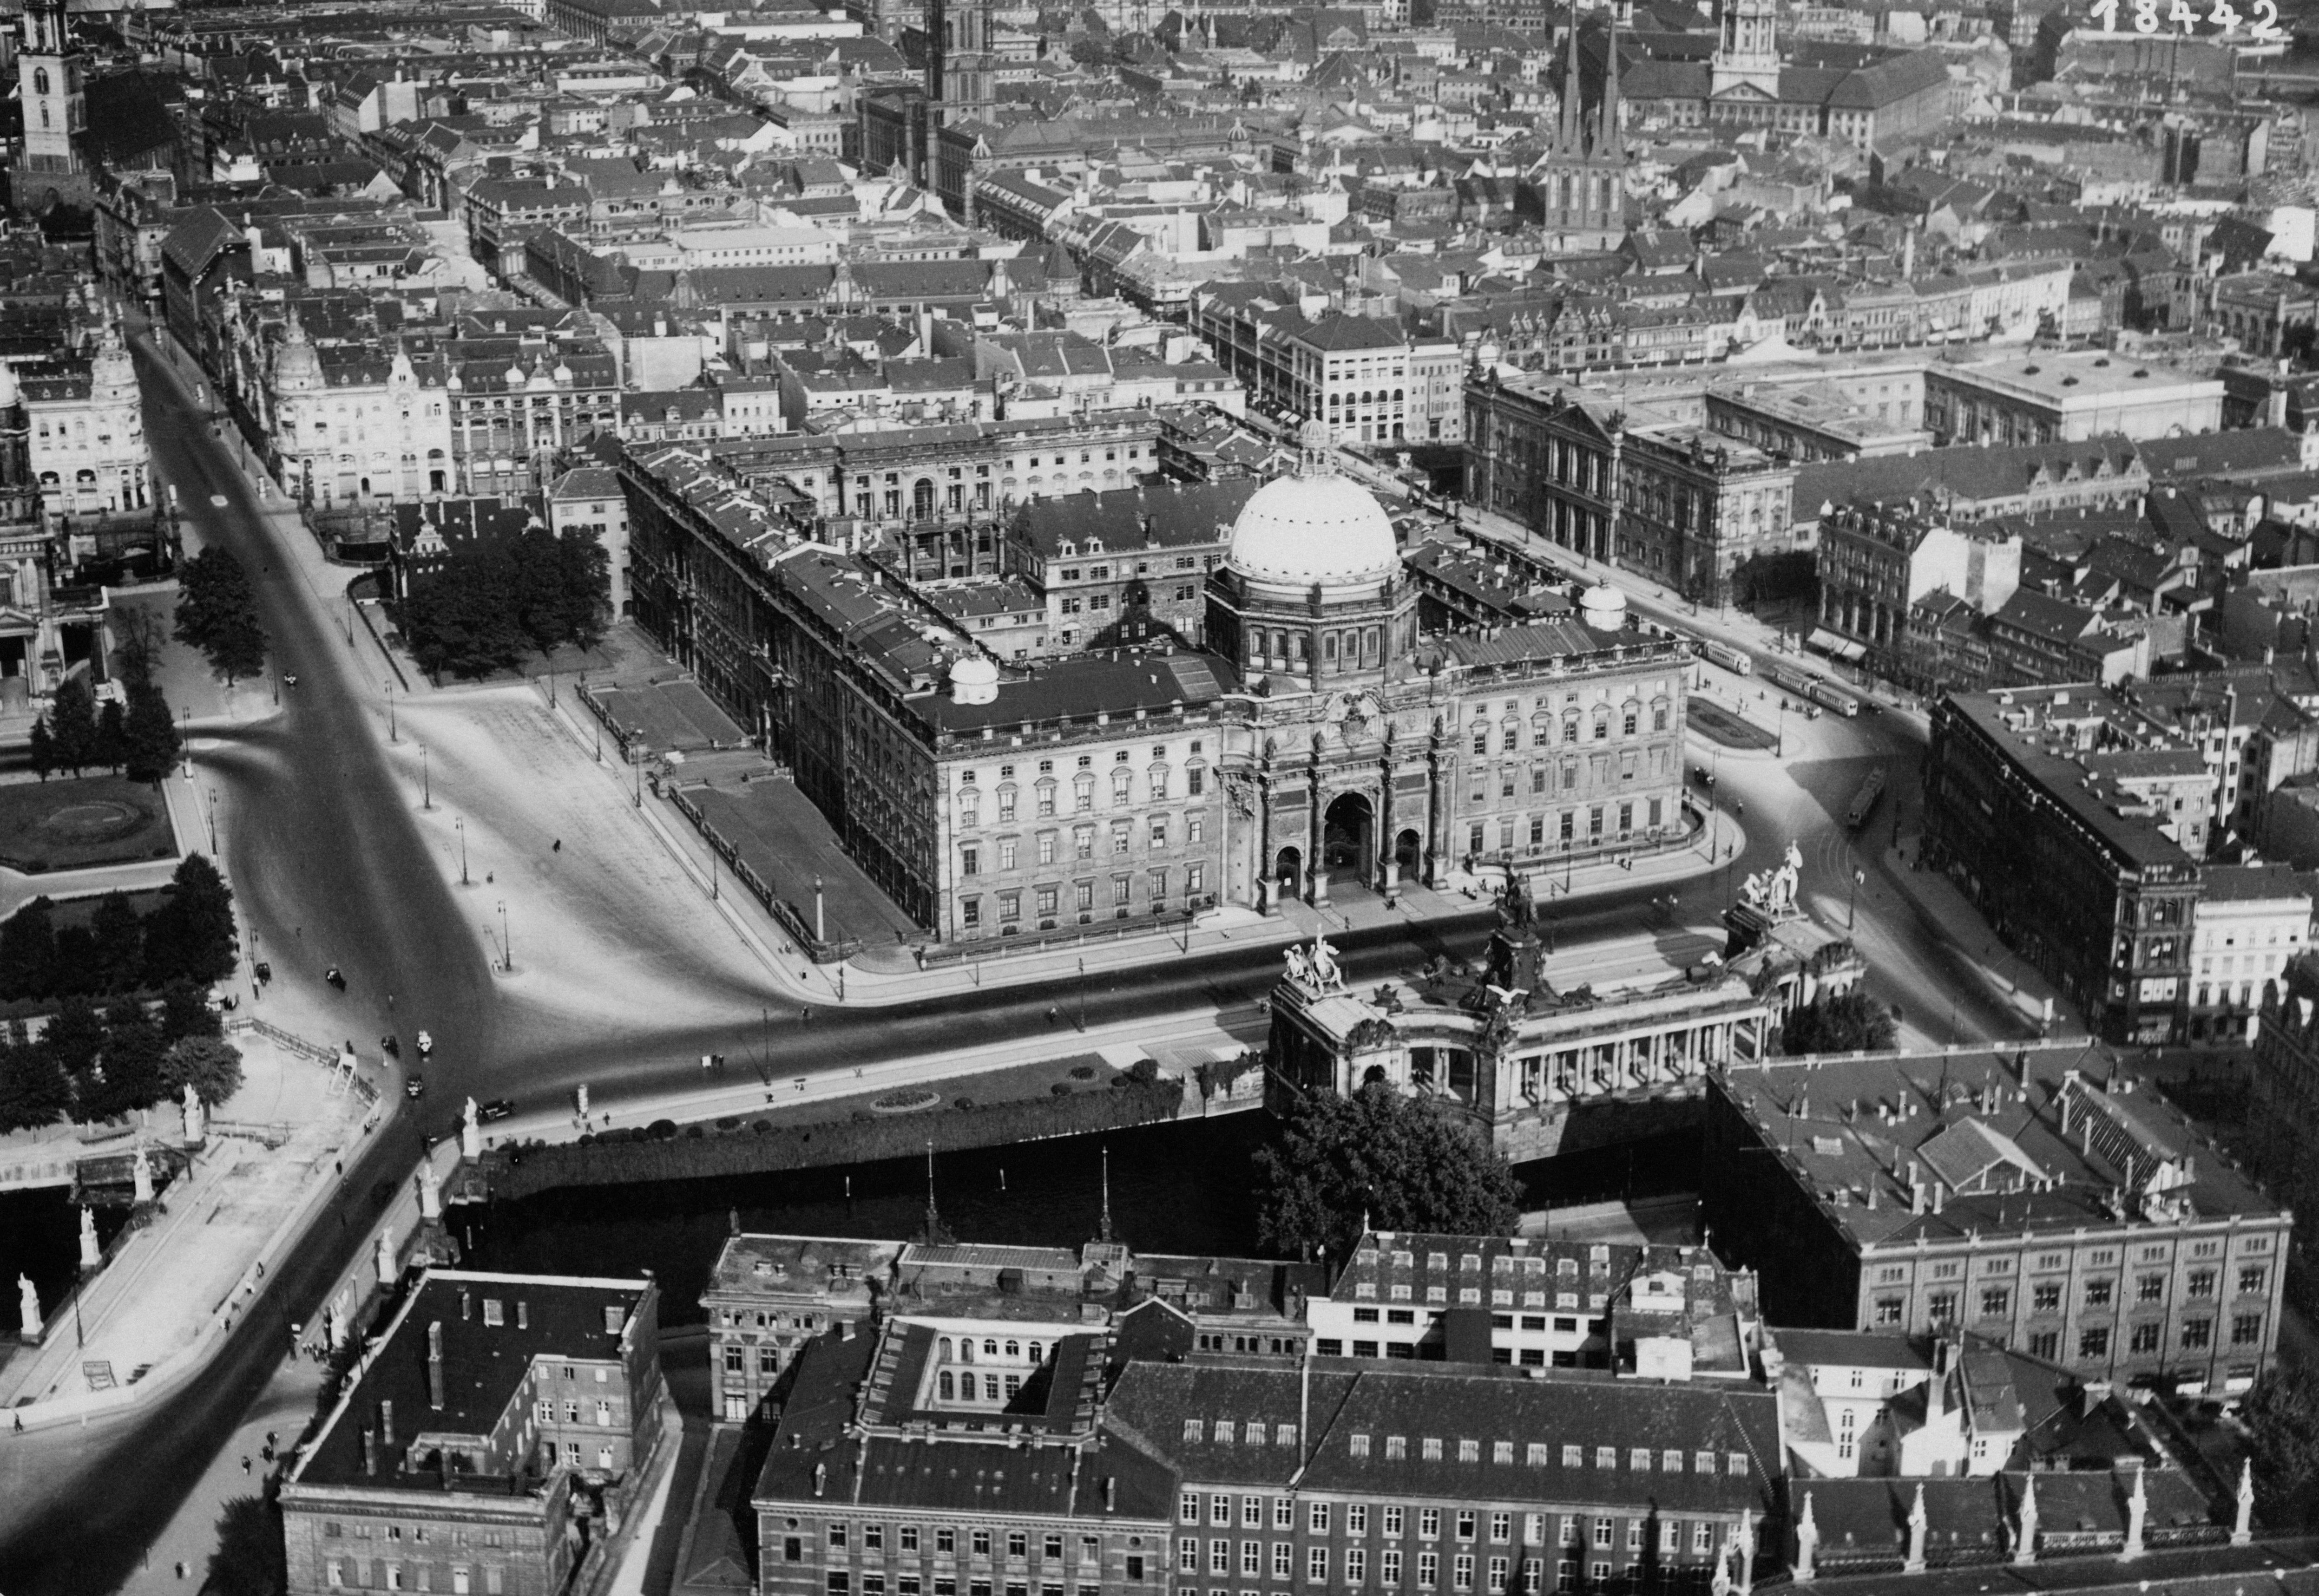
625, 422, 1697, 948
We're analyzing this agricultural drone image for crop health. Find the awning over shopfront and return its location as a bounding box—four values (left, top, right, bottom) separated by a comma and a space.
1805, 627, 1868, 662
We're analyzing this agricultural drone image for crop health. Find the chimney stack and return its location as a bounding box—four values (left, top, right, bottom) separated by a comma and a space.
380, 1399, 396, 1447
362, 1427, 378, 1476
517, 1301, 530, 1329
427, 1322, 446, 1410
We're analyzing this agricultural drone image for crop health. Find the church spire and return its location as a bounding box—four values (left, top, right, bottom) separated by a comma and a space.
1098, 1143, 1113, 1243
1559, 2, 1583, 151
1598, 3, 1621, 157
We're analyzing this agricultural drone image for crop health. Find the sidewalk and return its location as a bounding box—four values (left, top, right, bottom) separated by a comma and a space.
1883, 831, 2072, 1036
0, 1027, 381, 1425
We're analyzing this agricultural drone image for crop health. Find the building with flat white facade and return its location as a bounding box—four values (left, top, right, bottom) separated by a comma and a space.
1925, 353, 2225, 445
22, 325, 151, 523
2189, 863, 2313, 1044
665, 224, 838, 268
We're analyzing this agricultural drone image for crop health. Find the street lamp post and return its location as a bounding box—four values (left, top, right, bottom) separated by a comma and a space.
385, 681, 398, 743
1077, 957, 1088, 1032
420, 746, 432, 811
206, 789, 217, 852
1849, 865, 1864, 932
180, 705, 191, 778
498, 900, 511, 974
456, 816, 469, 886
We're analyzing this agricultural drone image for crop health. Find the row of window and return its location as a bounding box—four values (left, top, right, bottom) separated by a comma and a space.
532, 1398, 618, 1426
818, 1526, 1099, 1560
1465, 800, 1667, 858
1470, 752, 1669, 804
1183, 1497, 1742, 1540
323, 1560, 507, 1592
958, 866, 1207, 927
959, 772, 1206, 828
1873, 1264, 2267, 1323
1469, 706, 1670, 755
961, 815, 1208, 874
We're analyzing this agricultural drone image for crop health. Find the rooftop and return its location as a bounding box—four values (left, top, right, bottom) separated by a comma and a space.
1714, 1046, 2286, 1254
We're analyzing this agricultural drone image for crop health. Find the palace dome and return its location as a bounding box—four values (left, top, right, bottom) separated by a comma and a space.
1225, 421, 1399, 586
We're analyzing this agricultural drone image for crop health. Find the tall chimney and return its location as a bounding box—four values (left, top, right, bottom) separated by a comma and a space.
427, 1322, 446, 1410
517, 1301, 530, 1329
362, 1427, 378, 1476
380, 1399, 396, 1447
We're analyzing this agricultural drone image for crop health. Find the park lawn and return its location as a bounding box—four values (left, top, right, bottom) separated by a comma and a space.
0, 775, 178, 873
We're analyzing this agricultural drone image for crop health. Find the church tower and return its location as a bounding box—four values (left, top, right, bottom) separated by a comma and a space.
926, 0, 995, 126
1710, 0, 1782, 101
15, 0, 87, 210
1526, 5, 1628, 254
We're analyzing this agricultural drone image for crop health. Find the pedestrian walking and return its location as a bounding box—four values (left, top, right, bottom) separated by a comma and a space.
241, 1455, 252, 1475
177, 1563, 187, 1580
553, 839, 562, 853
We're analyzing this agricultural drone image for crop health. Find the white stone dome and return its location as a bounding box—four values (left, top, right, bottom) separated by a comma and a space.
948, 654, 999, 705
1228, 449, 1399, 585
1578, 583, 1628, 630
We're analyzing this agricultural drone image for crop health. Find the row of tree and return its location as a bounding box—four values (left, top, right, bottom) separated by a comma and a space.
30, 609, 182, 785
393, 525, 611, 681
0, 854, 238, 1002
176, 545, 269, 685
0, 981, 243, 1133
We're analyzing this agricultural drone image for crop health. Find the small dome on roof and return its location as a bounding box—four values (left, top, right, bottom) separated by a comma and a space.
1578, 584, 1628, 630
949, 655, 999, 705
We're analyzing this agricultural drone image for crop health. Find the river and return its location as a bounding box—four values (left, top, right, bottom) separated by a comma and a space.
452, 1112, 1701, 1323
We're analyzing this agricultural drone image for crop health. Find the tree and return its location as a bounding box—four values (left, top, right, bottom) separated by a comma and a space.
175, 546, 269, 685
395, 539, 529, 680
42, 994, 107, 1080
159, 977, 223, 1043
144, 852, 237, 985
162, 1034, 244, 1109
124, 682, 181, 785
1254, 1081, 1524, 1262
1782, 988, 1899, 1056
0, 898, 57, 999
0, 1041, 71, 1134
2244, 1366, 2319, 1531
393, 524, 610, 679
88, 890, 144, 993
95, 698, 127, 773
27, 716, 53, 782
47, 675, 98, 776
203, 1494, 287, 1596
85, 1014, 167, 1121
557, 526, 611, 652
113, 602, 166, 689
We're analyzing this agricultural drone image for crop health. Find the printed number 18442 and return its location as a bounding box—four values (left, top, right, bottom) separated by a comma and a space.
2089, 0, 2282, 34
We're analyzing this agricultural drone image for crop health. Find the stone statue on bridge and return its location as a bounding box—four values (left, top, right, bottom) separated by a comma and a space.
1739, 840, 1806, 919
460, 1098, 482, 1159
183, 1080, 206, 1144
18, 1274, 39, 1341
132, 1143, 154, 1205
